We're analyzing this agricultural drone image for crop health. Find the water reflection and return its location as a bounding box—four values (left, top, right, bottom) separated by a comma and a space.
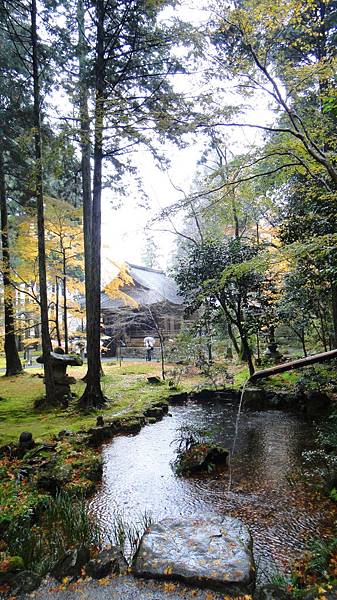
89, 399, 335, 574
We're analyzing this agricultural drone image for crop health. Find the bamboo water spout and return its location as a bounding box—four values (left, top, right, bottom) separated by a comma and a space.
249, 348, 337, 382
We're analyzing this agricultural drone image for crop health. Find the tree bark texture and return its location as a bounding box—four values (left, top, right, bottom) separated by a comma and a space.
0, 146, 23, 376
62, 251, 68, 353
31, 0, 56, 401
227, 322, 240, 357
239, 327, 255, 377
250, 348, 337, 382
158, 333, 166, 380
331, 283, 337, 349
79, 0, 105, 407
77, 0, 93, 365
55, 277, 61, 346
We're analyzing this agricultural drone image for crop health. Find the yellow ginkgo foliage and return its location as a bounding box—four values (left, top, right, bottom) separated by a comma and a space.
103, 262, 138, 308
10, 197, 85, 344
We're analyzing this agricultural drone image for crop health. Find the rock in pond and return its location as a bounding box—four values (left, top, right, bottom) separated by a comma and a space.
132, 516, 255, 595
51, 548, 90, 581
176, 443, 228, 475
10, 570, 42, 594
85, 548, 127, 579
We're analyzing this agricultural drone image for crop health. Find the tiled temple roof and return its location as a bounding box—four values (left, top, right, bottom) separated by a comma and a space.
101, 263, 183, 310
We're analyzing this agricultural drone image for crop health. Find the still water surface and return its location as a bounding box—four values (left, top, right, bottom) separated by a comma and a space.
89, 398, 335, 575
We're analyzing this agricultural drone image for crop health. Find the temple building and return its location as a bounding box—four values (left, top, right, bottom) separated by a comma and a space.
100, 262, 184, 357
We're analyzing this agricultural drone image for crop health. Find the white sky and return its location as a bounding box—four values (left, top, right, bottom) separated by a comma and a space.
100, 2, 273, 274
45, 0, 273, 276
101, 142, 203, 272
101, 118, 268, 274
101, 1, 211, 273
42, 0, 277, 277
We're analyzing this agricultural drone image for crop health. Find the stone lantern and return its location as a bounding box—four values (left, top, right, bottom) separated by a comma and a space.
37, 346, 83, 405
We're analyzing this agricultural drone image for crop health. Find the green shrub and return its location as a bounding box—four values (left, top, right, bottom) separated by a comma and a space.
330, 487, 337, 502
3, 492, 101, 575
302, 411, 337, 493
296, 365, 337, 393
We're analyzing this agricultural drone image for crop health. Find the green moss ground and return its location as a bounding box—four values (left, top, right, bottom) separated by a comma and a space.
231, 363, 300, 389
0, 358, 307, 446
0, 362, 196, 445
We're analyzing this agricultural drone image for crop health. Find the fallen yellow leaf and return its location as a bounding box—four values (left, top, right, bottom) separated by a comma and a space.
164, 582, 177, 592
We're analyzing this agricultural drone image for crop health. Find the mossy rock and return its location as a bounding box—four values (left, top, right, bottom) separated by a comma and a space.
10, 570, 42, 594
0, 556, 24, 576
73, 456, 103, 482
117, 418, 143, 434
176, 444, 229, 475
147, 376, 162, 384
168, 391, 189, 404
87, 426, 114, 446
64, 478, 96, 497
146, 417, 157, 424
144, 406, 165, 418
51, 463, 73, 484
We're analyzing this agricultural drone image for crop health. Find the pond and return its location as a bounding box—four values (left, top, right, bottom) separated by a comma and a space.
89, 397, 335, 577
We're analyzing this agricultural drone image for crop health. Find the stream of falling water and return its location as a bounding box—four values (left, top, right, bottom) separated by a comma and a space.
227, 379, 249, 491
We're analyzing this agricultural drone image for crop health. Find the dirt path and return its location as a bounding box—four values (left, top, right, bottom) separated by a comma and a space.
16, 574, 234, 600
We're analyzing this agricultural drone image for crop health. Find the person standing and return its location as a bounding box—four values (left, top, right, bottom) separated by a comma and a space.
144, 336, 155, 361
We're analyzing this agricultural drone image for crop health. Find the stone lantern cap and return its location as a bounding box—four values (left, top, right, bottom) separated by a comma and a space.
36, 347, 83, 367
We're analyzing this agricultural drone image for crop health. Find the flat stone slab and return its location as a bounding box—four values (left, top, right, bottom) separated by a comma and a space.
132, 516, 255, 595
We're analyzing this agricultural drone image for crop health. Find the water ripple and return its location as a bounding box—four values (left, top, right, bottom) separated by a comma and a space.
89, 400, 337, 576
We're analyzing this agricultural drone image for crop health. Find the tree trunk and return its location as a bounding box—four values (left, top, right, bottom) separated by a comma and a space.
250, 348, 337, 382
331, 283, 337, 349
220, 298, 240, 356
230, 190, 239, 239
77, 0, 93, 373
227, 322, 240, 356
256, 221, 260, 245
55, 277, 61, 346
207, 341, 212, 363
299, 330, 307, 357
31, 0, 56, 402
268, 324, 276, 345
0, 146, 23, 376
158, 331, 165, 380
79, 0, 105, 408
237, 324, 255, 377
62, 251, 68, 353
256, 331, 260, 363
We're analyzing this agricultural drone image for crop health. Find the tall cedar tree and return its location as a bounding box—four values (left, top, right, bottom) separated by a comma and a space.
78, 0, 184, 408
77, 0, 93, 375
0, 148, 23, 375
30, 0, 56, 401
0, 3, 29, 375
79, 0, 105, 408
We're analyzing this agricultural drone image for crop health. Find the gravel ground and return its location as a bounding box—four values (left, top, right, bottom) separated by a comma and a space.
15, 574, 240, 600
